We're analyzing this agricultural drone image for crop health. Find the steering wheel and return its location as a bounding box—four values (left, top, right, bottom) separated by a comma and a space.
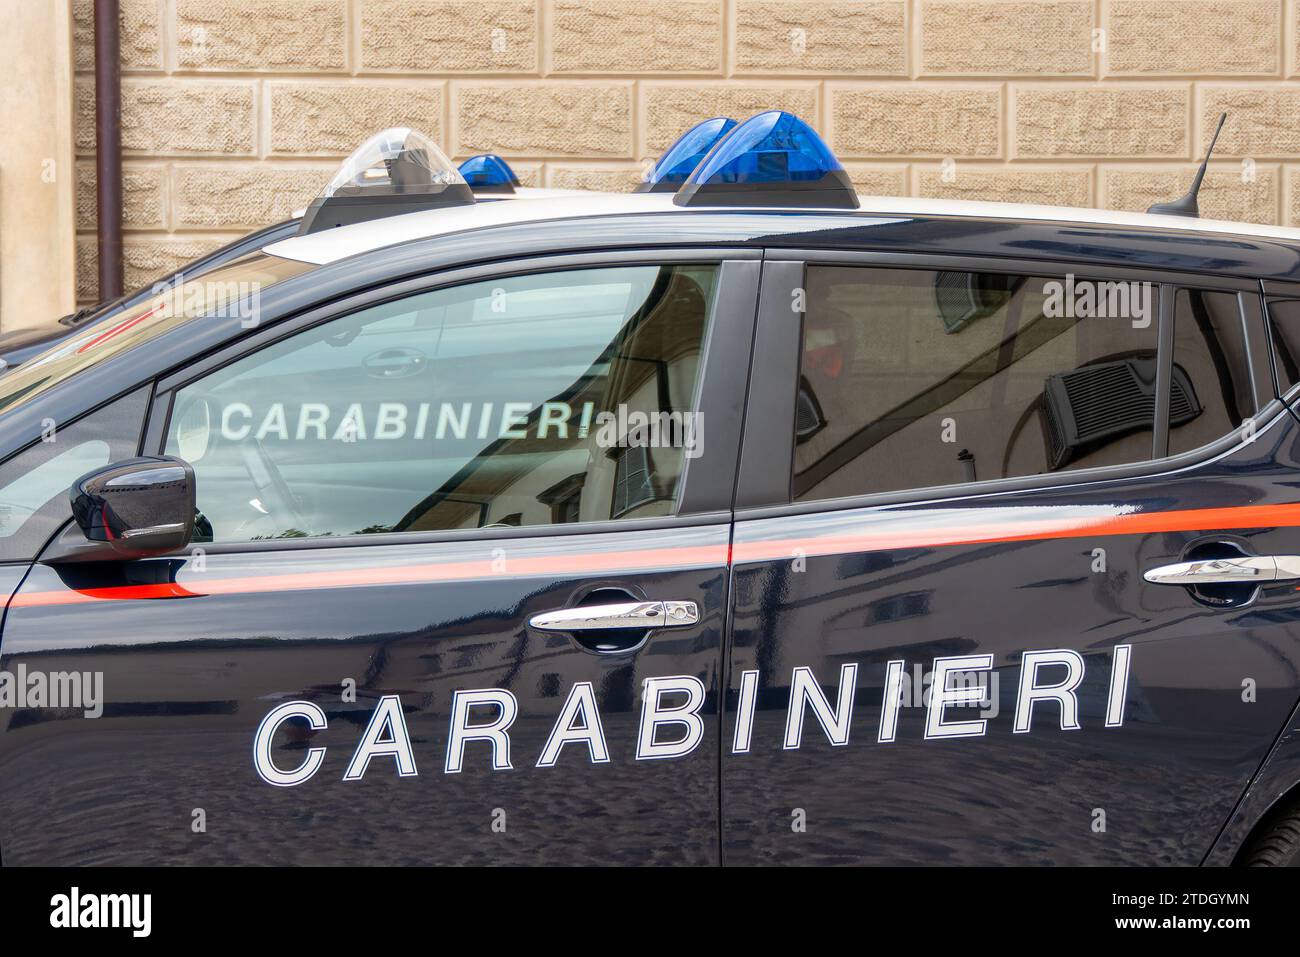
239, 440, 310, 534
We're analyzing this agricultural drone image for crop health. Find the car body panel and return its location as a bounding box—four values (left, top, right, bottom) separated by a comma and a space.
723, 407, 1300, 864
0, 526, 729, 864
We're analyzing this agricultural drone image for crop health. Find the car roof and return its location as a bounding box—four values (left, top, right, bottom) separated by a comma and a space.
263, 190, 1300, 267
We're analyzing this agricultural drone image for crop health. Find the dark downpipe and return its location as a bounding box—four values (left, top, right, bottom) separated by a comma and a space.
94, 0, 123, 301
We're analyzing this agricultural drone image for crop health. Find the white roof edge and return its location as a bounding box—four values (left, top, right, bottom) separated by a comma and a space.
870, 194, 1300, 243
264, 190, 1300, 267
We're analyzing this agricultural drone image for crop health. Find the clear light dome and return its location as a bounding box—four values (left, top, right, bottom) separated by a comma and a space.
299, 127, 475, 234
322, 127, 466, 197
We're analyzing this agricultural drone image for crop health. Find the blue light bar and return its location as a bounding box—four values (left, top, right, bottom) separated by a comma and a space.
637, 117, 737, 193
674, 111, 859, 209
458, 154, 521, 194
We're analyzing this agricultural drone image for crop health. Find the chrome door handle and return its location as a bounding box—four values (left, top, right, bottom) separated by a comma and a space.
1143, 555, 1300, 585
529, 600, 699, 632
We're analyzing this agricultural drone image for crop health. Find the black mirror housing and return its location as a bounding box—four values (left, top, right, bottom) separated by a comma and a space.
67, 456, 195, 559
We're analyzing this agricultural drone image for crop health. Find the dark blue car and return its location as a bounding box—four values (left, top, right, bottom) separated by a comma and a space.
2, 116, 1300, 866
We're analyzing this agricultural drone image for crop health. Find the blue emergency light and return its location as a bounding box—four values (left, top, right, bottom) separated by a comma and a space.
458, 154, 521, 194
637, 117, 737, 193
673, 111, 859, 210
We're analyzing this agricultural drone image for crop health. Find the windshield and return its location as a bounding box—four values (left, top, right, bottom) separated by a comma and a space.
0, 254, 313, 416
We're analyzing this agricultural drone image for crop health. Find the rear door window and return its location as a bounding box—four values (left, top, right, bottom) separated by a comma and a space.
792, 266, 1159, 501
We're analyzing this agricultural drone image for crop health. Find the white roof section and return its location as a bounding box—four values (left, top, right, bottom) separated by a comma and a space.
264, 190, 1300, 267
511, 186, 594, 200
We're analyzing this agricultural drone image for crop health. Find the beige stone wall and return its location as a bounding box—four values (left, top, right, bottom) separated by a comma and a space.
70, 0, 1300, 302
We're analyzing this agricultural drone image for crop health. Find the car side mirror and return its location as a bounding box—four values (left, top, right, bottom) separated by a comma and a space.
59, 456, 196, 560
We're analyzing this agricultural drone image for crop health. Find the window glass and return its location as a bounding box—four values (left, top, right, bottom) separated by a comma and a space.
165, 265, 717, 542
0, 441, 111, 534
0, 387, 149, 562
1169, 289, 1256, 456
1266, 297, 1300, 396
0, 254, 312, 419
793, 266, 1159, 501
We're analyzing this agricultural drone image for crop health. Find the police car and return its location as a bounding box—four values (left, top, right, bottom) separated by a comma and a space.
1, 112, 1300, 867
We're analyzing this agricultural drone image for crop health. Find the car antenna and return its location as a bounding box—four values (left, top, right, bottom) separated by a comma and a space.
1147, 112, 1227, 218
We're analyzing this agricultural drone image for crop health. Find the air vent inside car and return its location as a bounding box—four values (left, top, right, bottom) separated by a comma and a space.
934, 272, 1022, 334
795, 379, 826, 443
1042, 358, 1200, 469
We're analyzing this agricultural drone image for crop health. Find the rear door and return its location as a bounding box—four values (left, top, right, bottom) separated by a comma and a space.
722, 254, 1300, 865
0, 252, 759, 865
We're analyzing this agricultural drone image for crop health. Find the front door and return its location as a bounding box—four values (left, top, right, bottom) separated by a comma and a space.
0, 255, 759, 865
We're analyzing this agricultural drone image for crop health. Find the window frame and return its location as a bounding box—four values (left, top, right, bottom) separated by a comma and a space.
1259, 280, 1300, 404
1166, 283, 1274, 457
143, 249, 762, 554
736, 250, 1280, 517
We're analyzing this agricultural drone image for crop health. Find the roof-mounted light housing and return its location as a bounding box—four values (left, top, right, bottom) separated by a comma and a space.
637, 116, 737, 193
673, 111, 859, 210
459, 154, 521, 194
298, 127, 475, 235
